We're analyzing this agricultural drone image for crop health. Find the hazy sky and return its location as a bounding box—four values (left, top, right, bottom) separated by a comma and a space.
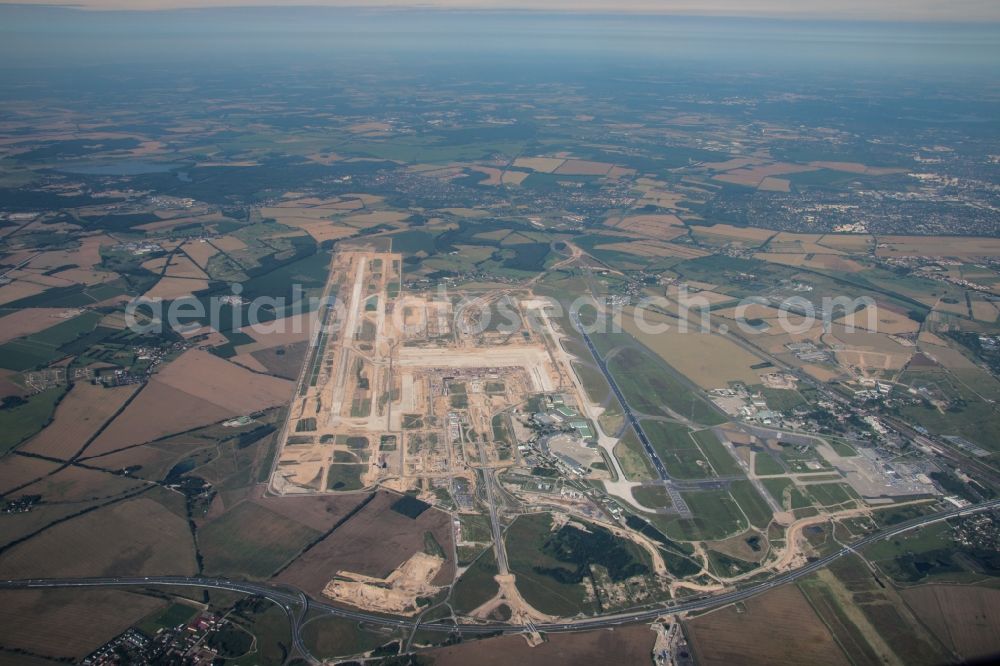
3, 0, 1000, 22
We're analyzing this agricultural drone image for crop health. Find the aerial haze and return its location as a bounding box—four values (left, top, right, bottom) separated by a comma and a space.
0, 3, 998, 665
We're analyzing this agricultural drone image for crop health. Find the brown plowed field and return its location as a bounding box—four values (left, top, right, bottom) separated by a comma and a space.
0, 496, 197, 579
685, 585, 849, 666
23, 382, 138, 458
277, 491, 455, 596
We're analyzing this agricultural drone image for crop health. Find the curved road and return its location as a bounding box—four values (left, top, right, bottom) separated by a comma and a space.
3, 499, 996, 657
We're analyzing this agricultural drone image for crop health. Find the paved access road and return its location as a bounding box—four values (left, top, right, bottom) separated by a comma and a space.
4, 499, 996, 656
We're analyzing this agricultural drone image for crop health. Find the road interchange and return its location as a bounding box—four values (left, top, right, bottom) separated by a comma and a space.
3, 498, 996, 661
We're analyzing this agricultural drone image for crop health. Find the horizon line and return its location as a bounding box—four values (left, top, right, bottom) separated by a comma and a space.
3, 1, 1000, 25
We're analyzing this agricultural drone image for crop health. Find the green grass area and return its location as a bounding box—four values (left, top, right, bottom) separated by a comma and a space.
631, 484, 673, 510
491, 413, 510, 445
859, 522, 995, 584
729, 480, 774, 529
572, 361, 610, 404
459, 513, 493, 543
804, 482, 859, 508
451, 549, 499, 614
423, 531, 445, 559
667, 489, 746, 541
642, 420, 707, 479
754, 454, 785, 475
796, 575, 884, 666
775, 441, 832, 472
387, 229, 438, 254
899, 366, 1000, 452
613, 428, 656, 481
691, 429, 744, 477
199, 502, 320, 578
300, 615, 401, 661
0, 310, 104, 370
137, 602, 199, 634
326, 464, 366, 491
605, 345, 725, 426
829, 440, 858, 457
0, 386, 67, 455
761, 477, 793, 506
707, 549, 761, 577
755, 386, 808, 412
506, 513, 592, 616
229, 601, 296, 666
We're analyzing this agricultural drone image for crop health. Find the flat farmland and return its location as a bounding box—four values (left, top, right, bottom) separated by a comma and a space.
876, 235, 1000, 258
154, 349, 293, 414
0, 496, 197, 579
86, 381, 231, 455
594, 240, 706, 259
180, 239, 219, 268
833, 303, 920, 335
554, 159, 613, 175
513, 156, 565, 173
0, 589, 166, 661
621, 310, 767, 389
901, 585, 1000, 662
421, 623, 656, 666
199, 501, 321, 579
0, 454, 60, 495
0, 501, 106, 549
251, 487, 368, 531
143, 276, 210, 300
690, 224, 776, 247
163, 254, 208, 280
713, 162, 819, 187
685, 585, 849, 666
16, 464, 147, 503
0, 308, 84, 345
276, 491, 455, 597
22, 382, 138, 458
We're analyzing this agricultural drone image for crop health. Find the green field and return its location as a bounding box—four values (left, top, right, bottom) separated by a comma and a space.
631, 484, 673, 510
691, 429, 744, 477
506, 513, 592, 616
0, 386, 66, 454
667, 489, 747, 541
0, 310, 103, 370
606, 345, 725, 426
137, 602, 199, 634
451, 549, 500, 613
729, 480, 774, 529
614, 428, 657, 481
459, 513, 493, 543
326, 464, 366, 491
754, 454, 785, 475
805, 482, 859, 508
642, 420, 707, 479
301, 615, 401, 660
761, 477, 794, 506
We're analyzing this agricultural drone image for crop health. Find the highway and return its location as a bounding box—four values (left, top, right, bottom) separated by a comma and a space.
570, 313, 691, 516
472, 435, 511, 575
4, 499, 995, 646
